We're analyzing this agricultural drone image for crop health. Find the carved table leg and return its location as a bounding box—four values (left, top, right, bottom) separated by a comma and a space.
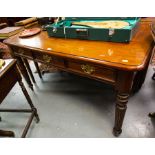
23, 58, 36, 83
34, 61, 42, 79
113, 71, 135, 136
16, 56, 33, 90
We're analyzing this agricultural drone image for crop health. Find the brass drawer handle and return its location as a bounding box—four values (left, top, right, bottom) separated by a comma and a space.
14, 51, 24, 56
19, 49, 25, 55
43, 55, 52, 63
81, 64, 95, 74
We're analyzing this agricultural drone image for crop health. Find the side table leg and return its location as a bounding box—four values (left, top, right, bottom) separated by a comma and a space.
16, 57, 33, 90
23, 58, 36, 83
18, 79, 40, 123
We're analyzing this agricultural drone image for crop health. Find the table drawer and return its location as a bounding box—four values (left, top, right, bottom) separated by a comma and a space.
33, 52, 65, 68
13, 47, 33, 59
67, 61, 116, 83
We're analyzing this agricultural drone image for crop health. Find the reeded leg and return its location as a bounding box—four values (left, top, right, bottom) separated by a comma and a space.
18, 79, 40, 123
16, 56, 33, 90
34, 61, 42, 79
23, 58, 36, 83
114, 71, 135, 136
113, 93, 129, 136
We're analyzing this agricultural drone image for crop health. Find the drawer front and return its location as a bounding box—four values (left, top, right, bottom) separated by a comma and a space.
33, 52, 65, 68
67, 61, 116, 83
13, 47, 33, 59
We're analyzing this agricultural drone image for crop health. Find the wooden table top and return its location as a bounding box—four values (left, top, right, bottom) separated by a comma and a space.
0, 59, 15, 79
4, 18, 154, 71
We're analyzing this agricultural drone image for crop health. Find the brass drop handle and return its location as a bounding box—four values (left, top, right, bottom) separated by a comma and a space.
81, 64, 95, 74
43, 55, 52, 63
19, 49, 24, 55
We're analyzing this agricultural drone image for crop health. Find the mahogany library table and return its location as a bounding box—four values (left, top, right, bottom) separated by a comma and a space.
4, 18, 155, 136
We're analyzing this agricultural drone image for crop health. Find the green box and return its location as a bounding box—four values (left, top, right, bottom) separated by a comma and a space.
46, 17, 140, 43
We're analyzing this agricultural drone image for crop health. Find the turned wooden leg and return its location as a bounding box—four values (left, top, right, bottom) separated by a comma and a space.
132, 71, 145, 93
132, 68, 148, 93
113, 93, 129, 136
23, 58, 36, 83
18, 79, 39, 123
34, 61, 42, 79
16, 56, 33, 90
132, 61, 150, 93
132, 45, 154, 93
113, 71, 135, 136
